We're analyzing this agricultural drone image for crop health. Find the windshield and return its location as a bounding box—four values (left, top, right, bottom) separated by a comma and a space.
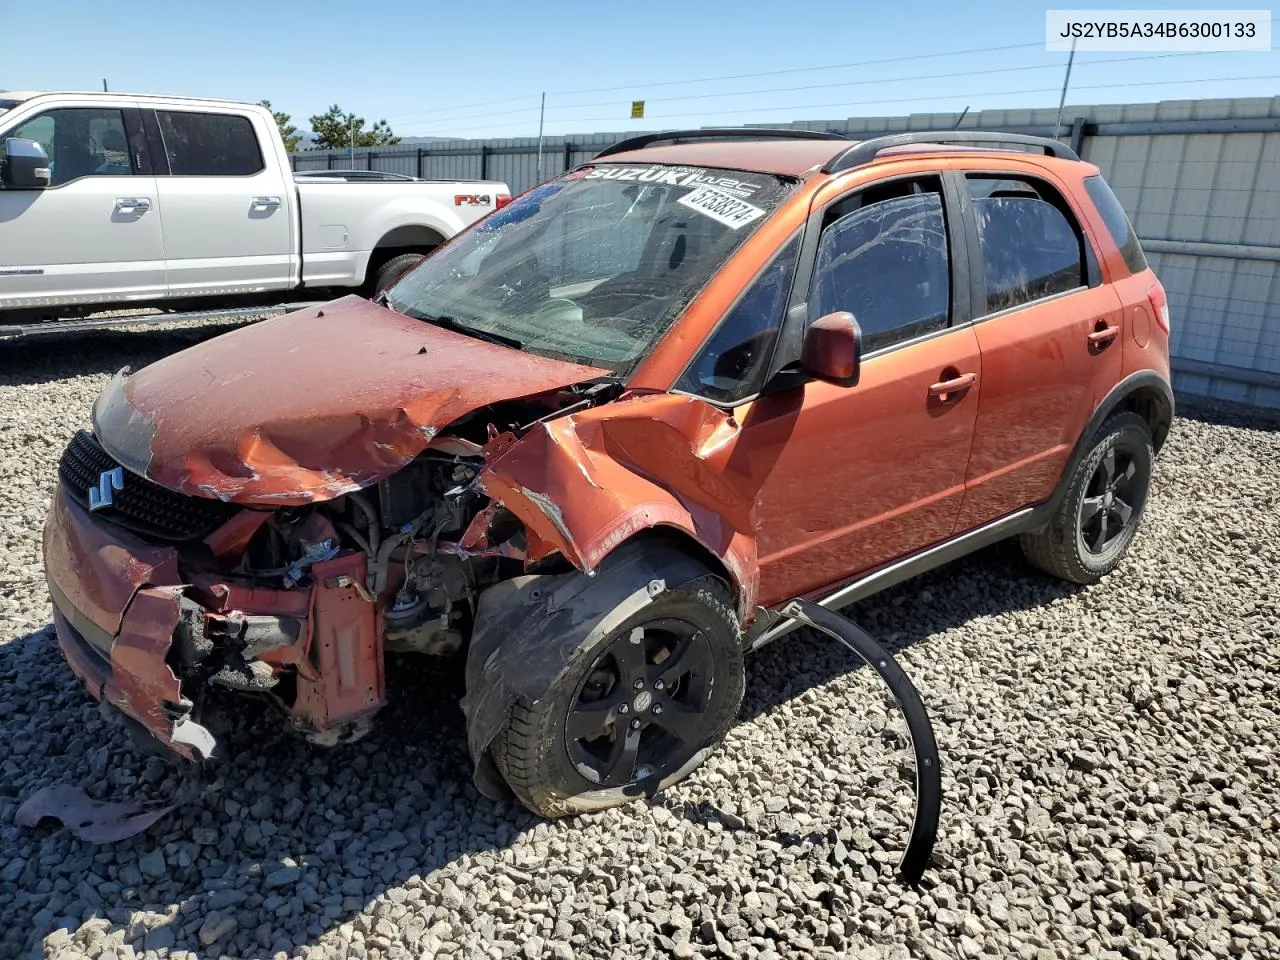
385, 163, 795, 373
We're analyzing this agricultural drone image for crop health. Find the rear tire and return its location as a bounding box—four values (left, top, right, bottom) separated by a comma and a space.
371, 252, 427, 297
493, 575, 743, 818
1020, 411, 1154, 584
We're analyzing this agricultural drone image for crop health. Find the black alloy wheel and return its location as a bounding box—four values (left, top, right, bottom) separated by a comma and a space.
1077, 442, 1148, 556
565, 619, 716, 788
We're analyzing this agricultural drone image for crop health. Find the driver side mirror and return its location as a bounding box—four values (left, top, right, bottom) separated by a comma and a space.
2, 138, 51, 189
800, 311, 861, 387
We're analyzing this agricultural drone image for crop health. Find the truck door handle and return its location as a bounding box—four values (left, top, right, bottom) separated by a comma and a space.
251, 196, 282, 209
114, 197, 151, 214
1088, 321, 1120, 348
928, 372, 977, 402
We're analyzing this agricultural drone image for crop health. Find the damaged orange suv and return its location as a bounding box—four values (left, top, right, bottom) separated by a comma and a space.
45, 130, 1173, 816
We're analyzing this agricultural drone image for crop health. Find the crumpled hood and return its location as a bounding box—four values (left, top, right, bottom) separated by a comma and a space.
92, 296, 609, 506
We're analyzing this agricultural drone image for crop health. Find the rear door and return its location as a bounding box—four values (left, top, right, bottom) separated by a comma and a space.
952, 165, 1125, 532
149, 107, 294, 296
0, 102, 165, 309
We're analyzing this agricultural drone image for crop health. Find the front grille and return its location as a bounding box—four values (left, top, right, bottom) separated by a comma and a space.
59, 430, 238, 542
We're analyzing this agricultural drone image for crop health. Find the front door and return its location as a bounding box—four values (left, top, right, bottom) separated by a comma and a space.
736, 174, 982, 606
150, 108, 295, 297
0, 104, 165, 310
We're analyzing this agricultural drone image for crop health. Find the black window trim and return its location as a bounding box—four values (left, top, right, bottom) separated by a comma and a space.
763, 169, 973, 388
670, 228, 804, 407
1, 105, 148, 190
958, 168, 1101, 322
153, 108, 266, 178
1082, 173, 1148, 278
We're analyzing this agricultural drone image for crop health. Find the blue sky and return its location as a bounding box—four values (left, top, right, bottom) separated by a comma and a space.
4, 1, 1277, 140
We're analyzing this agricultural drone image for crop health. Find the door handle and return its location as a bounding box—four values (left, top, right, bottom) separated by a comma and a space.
114, 197, 151, 213
251, 196, 282, 209
928, 372, 977, 402
1088, 321, 1120, 347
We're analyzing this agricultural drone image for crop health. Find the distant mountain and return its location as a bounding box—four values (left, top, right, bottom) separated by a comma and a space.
293, 133, 464, 152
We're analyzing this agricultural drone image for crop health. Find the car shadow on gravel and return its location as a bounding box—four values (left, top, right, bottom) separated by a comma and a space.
738, 539, 1082, 726
0, 631, 545, 959
0, 539, 1076, 959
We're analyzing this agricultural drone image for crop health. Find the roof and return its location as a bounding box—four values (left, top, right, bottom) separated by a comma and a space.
1, 91, 256, 107
597, 136, 1078, 178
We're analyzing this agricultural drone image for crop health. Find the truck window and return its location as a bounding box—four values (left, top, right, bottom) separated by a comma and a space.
5, 108, 132, 186
156, 111, 264, 177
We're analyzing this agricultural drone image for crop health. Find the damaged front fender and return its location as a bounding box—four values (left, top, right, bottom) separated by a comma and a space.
479, 392, 760, 618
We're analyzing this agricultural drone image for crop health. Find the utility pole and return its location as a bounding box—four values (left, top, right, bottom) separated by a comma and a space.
102, 79, 108, 92
1054, 38, 1078, 140
536, 92, 546, 182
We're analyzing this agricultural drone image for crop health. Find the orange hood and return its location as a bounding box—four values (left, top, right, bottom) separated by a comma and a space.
91, 296, 609, 506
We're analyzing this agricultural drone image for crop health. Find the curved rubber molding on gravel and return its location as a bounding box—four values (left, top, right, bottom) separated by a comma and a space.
776, 598, 941, 888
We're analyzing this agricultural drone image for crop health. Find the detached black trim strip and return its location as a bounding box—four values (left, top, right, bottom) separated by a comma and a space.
776, 597, 942, 887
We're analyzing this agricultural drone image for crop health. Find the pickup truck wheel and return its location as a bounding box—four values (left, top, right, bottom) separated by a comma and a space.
493, 575, 743, 818
1020, 411, 1154, 584
372, 253, 427, 297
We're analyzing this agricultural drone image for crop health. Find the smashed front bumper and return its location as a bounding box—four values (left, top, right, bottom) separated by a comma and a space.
43, 487, 385, 760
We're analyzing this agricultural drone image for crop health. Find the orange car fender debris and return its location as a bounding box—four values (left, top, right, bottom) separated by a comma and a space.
479, 393, 760, 619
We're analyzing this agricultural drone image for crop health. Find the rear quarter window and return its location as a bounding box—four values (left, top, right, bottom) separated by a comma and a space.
1083, 175, 1148, 276
157, 111, 264, 177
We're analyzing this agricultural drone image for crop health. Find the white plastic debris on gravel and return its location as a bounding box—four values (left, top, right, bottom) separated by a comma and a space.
1, 326, 1278, 960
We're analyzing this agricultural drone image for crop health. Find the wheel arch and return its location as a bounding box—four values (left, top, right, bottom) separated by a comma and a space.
1042, 370, 1173, 520
363, 224, 447, 285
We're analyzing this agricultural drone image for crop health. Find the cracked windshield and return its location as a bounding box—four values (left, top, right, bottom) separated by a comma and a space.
385, 164, 795, 372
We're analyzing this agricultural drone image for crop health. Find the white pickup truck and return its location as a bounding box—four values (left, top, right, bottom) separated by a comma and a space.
0, 91, 509, 326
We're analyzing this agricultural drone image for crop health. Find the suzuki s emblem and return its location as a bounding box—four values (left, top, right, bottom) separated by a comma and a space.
88, 467, 125, 511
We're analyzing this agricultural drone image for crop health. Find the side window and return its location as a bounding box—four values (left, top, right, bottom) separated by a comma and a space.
157, 111, 264, 176
677, 234, 800, 403
7, 109, 132, 186
1083, 175, 1149, 276
968, 175, 1085, 314
809, 180, 950, 354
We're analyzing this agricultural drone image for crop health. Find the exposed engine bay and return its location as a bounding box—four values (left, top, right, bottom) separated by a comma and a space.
76, 382, 620, 753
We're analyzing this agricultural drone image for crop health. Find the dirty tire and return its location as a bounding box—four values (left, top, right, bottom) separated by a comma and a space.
372, 252, 427, 296
494, 575, 743, 818
1020, 410, 1154, 585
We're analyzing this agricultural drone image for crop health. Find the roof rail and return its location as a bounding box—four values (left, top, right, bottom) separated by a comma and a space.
822, 130, 1079, 174
594, 128, 849, 160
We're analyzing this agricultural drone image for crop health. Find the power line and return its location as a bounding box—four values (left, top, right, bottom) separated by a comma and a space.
399, 50, 1234, 135
471, 72, 1280, 132
547, 41, 1049, 97
544, 50, 1225, 112
388, 40, 1047, 122
406, 69, 1280, 139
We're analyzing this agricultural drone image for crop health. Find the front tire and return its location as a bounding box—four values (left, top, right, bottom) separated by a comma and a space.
1020, 411, 1154, 584
493, 575, 744, 818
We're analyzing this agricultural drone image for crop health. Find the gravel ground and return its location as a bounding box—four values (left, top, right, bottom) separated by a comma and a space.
2, 326, 1278, 960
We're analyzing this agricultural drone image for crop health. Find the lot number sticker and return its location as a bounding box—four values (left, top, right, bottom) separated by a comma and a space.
677, 186, 766, 229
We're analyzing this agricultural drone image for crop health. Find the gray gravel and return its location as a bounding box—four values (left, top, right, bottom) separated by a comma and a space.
2, 327, 1279, 960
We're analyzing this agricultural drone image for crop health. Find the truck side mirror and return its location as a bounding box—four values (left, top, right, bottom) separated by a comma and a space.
2, 138, 51, 189
800, 311, 862, 387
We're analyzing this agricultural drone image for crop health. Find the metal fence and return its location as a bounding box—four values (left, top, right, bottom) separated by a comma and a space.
293, 96, 1280, 409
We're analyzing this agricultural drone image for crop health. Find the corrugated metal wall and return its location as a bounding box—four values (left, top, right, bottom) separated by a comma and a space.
293, 96, 1280, 408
